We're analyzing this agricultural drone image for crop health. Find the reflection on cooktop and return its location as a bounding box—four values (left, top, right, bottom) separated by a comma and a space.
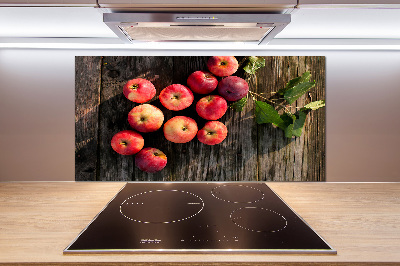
64, 182, 336, 254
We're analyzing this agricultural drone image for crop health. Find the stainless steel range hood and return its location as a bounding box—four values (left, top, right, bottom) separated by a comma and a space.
103, 13, 291, 45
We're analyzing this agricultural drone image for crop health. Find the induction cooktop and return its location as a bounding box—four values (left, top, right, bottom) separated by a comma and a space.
64, 182, 336, 254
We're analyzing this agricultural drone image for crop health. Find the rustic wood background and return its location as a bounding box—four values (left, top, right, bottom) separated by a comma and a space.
75, 56, 325, 181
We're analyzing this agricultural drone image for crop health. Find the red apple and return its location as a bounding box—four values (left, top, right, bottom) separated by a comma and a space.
197, 121, 228, 145
123, 78, 156, 103
207, 56, 239, 77
111, 130, 144, 155
159, 84, 194, 111
128, 104, 164, 133
187, 70, 218, 94
163, 116, 198, 143
217, 76, 249, 101
196, 95, 228, 120
135, 147, 167, 173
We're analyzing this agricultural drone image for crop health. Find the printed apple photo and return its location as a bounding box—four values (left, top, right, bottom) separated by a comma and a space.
75, 56, 326, 182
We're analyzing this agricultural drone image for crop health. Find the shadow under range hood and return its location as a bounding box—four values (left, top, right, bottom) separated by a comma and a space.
103, 13, 291, 45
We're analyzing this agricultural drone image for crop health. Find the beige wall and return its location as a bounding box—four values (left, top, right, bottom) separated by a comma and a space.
0, 48, 399, 182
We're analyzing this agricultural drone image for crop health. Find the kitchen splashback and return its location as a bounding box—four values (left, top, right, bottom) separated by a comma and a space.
75, 56, 325, 181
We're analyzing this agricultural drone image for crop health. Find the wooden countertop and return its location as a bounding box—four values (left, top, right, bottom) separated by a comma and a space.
0, 182, 399, 265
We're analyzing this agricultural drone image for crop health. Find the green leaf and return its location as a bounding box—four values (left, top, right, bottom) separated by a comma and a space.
285, 124, 294, 138
299, 71, 311, 82
278, 71, 312, 95
277, 77, 300, 96
230, 97, 247, 112
243, 56, 265, 74
279, 112, 294, 130
292, 110, 307, 137
302, 100, 325, 110
284, 81, 316, 104
279, 111, 307, 138
279, 112, 295, 138
254, 101, 283, 126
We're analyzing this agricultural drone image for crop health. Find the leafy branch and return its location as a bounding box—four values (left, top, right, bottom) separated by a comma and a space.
231, 56, 325, 139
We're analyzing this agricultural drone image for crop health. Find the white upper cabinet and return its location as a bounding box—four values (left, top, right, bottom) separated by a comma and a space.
298, 0, 400, 7
0, 0, 97, 6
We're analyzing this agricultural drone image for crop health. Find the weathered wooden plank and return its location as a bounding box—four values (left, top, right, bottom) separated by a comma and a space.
307, 56, 326, 181
132, 56, 174, 181
98, 56, 136, 181
98, 56, 174, 181
256, 56, 290, 181
218, 58, 259, 181
159, 56, 207, 181
295, 56, 308, 181
256, 56, 326, 181
165, 56, 258, 181
75, 56, 101, 181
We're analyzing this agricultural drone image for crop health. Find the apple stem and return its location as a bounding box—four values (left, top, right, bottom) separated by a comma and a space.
249, 91, 272, 103
249, 91, 292, 113
130, 84, 139, 90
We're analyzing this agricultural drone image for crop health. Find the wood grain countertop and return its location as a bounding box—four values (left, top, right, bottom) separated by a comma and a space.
0, 182, 399, 265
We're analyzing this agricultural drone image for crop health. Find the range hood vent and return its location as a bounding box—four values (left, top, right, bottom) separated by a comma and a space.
103, 13, 290, 45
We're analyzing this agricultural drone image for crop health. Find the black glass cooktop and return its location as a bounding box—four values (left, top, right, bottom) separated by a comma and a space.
64, 182, 336, 254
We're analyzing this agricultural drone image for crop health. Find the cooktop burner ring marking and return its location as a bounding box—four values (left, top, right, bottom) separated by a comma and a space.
230, 207, 288, 233
211, 185, 265, 204
119, 190, 205, 224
